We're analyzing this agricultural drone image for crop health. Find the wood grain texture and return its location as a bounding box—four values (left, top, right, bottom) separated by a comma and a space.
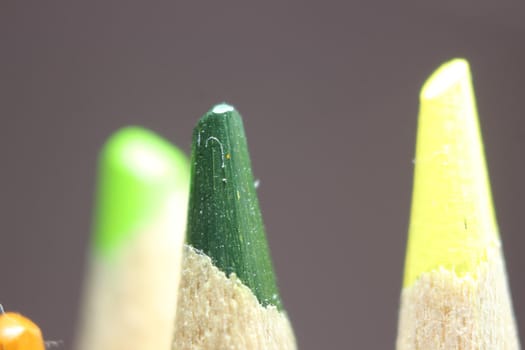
173, 245, 296, 350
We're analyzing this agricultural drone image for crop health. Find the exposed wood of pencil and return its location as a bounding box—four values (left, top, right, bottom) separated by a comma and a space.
173, 245, 296, 350
396, 59, 520, 349
76, 208, 186, 350
397, 250, 518, 349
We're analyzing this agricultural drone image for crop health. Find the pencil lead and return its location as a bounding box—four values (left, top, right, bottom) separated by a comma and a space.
186, 103, 282, 309
93, 126, 189, 256
403, 58, 499, 287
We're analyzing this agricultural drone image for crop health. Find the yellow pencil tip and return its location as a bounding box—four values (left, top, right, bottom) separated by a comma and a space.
420, 58, 469, 100
403, 58, 500, 287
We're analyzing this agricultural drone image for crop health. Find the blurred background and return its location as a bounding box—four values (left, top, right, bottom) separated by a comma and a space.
1, 1, 524, 348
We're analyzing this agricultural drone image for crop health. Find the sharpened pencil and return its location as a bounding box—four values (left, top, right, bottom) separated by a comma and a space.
396, 59, 520, 349
173, 104, 296, 349
75, 127, 190, 350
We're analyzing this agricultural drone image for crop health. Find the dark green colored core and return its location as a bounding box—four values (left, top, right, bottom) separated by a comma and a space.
186, 103, 282, 309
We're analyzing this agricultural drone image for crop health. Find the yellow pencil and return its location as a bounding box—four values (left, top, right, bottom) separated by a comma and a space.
396, 58, 520, 349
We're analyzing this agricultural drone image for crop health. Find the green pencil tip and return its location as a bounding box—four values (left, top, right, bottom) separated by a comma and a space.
93, 126, 190, 256
187, 104, 282, 309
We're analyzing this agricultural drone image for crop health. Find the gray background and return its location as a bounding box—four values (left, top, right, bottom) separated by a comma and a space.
1, 1, 524, 348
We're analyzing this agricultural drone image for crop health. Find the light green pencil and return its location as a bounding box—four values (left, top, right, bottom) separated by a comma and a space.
75, 127, 190, 350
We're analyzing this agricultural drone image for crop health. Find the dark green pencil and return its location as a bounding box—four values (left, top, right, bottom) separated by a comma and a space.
173, 103, 296, 349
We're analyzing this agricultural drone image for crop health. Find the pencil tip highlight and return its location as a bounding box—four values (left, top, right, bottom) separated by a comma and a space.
211, 103, 235, 114
420, 58, 469, 100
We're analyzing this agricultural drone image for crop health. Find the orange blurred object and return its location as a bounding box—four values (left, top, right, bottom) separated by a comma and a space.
0, 310, 45, 350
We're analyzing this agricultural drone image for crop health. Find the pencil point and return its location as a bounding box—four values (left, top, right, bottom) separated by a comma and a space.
93, 126, 189, 255
404, 58, 499, 287
187, 104, 282, 309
